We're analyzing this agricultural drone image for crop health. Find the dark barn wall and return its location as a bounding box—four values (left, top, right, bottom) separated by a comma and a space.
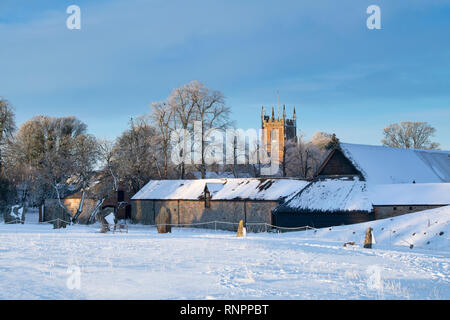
318, 149, 360, 176
273, 211, 375, 229
101, 187, 132, 220
131, 199, 278, 232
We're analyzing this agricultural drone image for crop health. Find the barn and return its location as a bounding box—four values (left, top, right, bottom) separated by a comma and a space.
131, 178, 308, 231
273, 143, 450, 229
317, 143, 450, 184
371, 183, 450, 219
273, 177, 374, 228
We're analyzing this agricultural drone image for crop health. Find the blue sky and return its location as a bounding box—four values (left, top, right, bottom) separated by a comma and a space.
1, 0, 449, 149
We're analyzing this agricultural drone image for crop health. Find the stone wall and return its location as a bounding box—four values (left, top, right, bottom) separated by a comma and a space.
131, 200, 278, 232
373, 205, 445, 220
44, 198, 99, 224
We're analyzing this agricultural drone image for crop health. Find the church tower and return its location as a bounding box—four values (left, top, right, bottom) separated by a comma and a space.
261, 104, 297, 163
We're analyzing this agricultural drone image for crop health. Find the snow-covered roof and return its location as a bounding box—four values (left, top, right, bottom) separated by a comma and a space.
187, 171, 252, 179
275, 177, 373, 213
371, 183, 450, 206
213, 179, 309, 201
132, 178, 308, 201
339, 143, 450, 184
131, 180, 210, 201
275, 178, 450, 214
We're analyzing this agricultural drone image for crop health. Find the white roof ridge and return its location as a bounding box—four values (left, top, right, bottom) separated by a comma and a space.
340, 142, 449, 154
339, 143, 450, 184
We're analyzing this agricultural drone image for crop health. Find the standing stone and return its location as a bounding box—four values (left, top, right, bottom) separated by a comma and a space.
96, 209, 111, 233
364, 227, 373, 248
156, 207, 171, 233
52, 206, 71, 229
236, 220, 244, 237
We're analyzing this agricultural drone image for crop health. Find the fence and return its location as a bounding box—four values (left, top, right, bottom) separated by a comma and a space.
137, 220, 316, 233
2, 215, 316, 233
2, 218, 25, 224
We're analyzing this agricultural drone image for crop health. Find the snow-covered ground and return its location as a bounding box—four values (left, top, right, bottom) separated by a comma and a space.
0, 207, 449, 299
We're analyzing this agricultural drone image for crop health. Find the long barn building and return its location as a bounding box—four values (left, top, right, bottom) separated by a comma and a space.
131, 178, 308, 231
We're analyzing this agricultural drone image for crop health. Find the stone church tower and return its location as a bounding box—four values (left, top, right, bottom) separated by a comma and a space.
261, 105, 297, 163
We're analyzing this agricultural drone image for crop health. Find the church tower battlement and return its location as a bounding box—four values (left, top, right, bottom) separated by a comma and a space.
261, 104, 297, 163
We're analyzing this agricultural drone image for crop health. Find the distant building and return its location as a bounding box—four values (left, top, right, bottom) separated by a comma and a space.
261, 105, 297, 164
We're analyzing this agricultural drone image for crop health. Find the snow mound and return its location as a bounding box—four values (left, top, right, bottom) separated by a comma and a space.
307, 205, 450, 250
371, 183, 450, 205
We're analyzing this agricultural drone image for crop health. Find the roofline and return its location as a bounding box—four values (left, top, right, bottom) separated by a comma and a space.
130, 198, 283, 202
315, 174, 361, 180
273, 208, 374, 214
373, 204, 448, 207
140, 177, 308, 183
340, 142, 450, 154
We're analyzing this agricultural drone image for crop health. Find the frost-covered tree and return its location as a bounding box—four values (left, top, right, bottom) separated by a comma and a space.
167, 82, 198, 179
69, 134, 99, 221
150, 101, 175, 179
382, 121, 440, 150
167, 81, 232, 179
311, 131, 340, 150
6, 116, 99, 223
113, 116, 161, 194
285, 136, 327, 179
190, 82, 232, 179
0, 98, 16, 174
0, 99, 16, 211
310, 131, 333, 150
98, 139, 120, 191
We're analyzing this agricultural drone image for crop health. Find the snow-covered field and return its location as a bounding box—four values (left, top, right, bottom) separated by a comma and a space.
0, 207, 449, 300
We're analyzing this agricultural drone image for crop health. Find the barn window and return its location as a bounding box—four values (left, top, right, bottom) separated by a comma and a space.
118, 190, 125, 202
204, 189, 211, 208
409, 206, 413, 211
393, 207, 397, 211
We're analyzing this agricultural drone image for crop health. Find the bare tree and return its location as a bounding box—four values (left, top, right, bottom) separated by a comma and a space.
225, 134, 246, 178
113, 117, 160, 194
311, 131, 333, 150
0, 98, 16, 175
382, 121, 440, 150
247, 136, 271, 178
98, 138, 120, 191
168, 82, 198, 179
70, 134, 99, 222
168, 81, 232, 179
285, 136, 326, 179
6, 115, 98, 225
0, 99, 16, 212
190, 81, 232, 178
151, 101, 175, 179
